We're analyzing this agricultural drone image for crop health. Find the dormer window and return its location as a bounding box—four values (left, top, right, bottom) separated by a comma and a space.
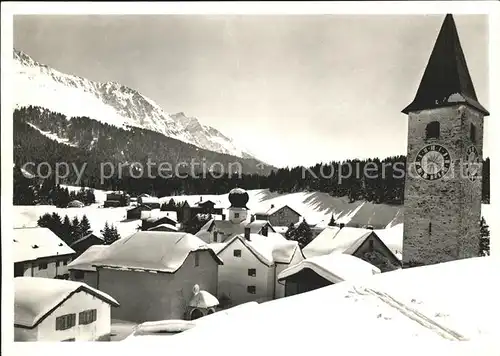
470, 123, 477, 143
425, 121, 440, 139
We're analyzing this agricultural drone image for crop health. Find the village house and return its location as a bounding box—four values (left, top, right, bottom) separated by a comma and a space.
277, 253, 380, 297
68, 245, 109, 288
214, 227, 303, 307
14, 227, 75, 278
126, 204, 152, 220
70, 232, 104, 257
140, 210, 178, 231
180, 198, 224, 225
137, 195, 161, 209
104, 192, 130, 208
14, 277, 119, 341
253, 204, 302, 227
91, 231, 223, 323
302, 226, 402, 272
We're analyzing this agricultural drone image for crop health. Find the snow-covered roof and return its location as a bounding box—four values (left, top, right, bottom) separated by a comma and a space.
70, 232, 103, 247
142, 257, 499, 354
301, 226, 340, 258
14, 277, 119, 328
147, 223, 179, 232
189, 290, 219, 308
92, 231, 223, 273
208, 243, 227, 254
141, 209, 178, 223
253, 204, 301, 217
373, 223, 403, 258
67, 245, 109, 272
303, 226, 375, 258
139, 197, 160, 204
13, 227, 75, 263
278, 252, 380, 284
219, 233, 299, 266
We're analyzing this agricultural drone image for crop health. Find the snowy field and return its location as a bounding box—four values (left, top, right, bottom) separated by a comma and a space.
13, 187, 493, 241
123, 256, 499, 355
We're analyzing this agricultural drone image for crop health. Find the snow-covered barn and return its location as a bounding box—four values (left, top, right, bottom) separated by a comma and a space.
277, 252, 380, 297
14, 227, 75, 278
303, 226, 401, 272
14, 277, 119, 341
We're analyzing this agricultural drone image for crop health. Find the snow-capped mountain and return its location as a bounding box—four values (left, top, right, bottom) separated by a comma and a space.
13, 49, 256, 159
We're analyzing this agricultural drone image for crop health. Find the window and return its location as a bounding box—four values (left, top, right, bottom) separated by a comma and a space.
234, 213, 240, 218
78, 309, 97, 325
425, 121, 440, 139
368, 239, 374, 251
233, 249, 242, 257
247, 286, 256, 294
63, 260, 68, 265
470, 123, 477, 143
74, 270, 84, 279
194, 252, 200, 267
248, 268, 256, 277
56, 314, 76, 330
39, 262, 48, 270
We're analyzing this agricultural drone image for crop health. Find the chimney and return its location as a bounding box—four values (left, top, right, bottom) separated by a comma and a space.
244, 227, 251, 240
339, 223, 345, 229
261, 225, 268, 237
213, 231, 218, 243
271, 204, 275, 209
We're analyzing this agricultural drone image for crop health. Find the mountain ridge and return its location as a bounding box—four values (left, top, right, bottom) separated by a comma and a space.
13, 48, 257, 160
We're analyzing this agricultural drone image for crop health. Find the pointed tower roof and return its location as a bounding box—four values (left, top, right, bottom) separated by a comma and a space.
403, 14, 489, 116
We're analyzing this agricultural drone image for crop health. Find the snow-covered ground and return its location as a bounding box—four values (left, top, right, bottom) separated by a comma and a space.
162, 189, 492, 230
13, 187, 493, 242
123, 256, 499, 355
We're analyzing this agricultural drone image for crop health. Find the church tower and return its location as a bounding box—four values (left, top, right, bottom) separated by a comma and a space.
402, 14, 489, 267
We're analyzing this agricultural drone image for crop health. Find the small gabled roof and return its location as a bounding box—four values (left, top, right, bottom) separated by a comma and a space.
92, 231, 223, 273
254, 204, 302, 217
403, 14, 489, 115
70, 232, 103, 247
277, 253, 380, 284
14, 227, 75, 263
14, 277, 119, 329
218, 234, 275, 266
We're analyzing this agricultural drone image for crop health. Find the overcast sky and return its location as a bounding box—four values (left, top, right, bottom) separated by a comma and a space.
13, 14, 489, 168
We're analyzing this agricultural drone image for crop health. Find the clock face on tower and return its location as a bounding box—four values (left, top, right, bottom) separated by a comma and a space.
415, 144, 451, 181
465, 145, 480, 181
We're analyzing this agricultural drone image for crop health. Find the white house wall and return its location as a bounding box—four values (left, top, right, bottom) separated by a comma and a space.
21, 257, 72, 279
218, 239, 274, 306
18, 290, 112, 341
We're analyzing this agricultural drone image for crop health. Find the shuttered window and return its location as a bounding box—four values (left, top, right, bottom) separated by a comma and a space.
78, 309, 97, 325
55, 314, 76, 330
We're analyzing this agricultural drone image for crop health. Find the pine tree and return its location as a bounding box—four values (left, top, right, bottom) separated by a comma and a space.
285, 223, 296, 240
102, 222, 120, 245
80, 215, 92, 236
479, 217, 490, 256
61, 215, 73, 245
71, 216, 81, 241
293, 220, 313, 249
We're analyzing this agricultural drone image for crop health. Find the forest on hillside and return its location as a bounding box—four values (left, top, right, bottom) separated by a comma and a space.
13, 106, 490, 206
